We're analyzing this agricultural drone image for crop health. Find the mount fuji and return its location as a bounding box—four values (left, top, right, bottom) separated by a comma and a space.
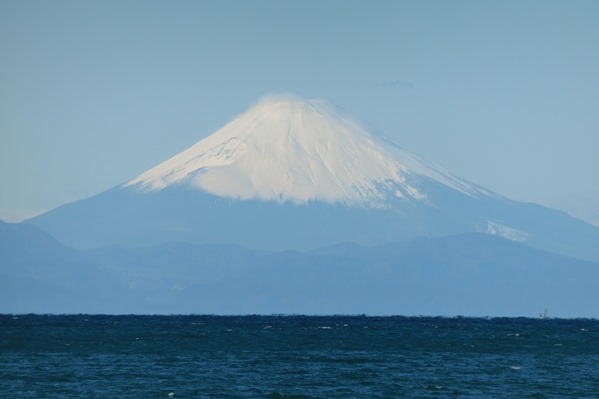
29, 95, 599, 261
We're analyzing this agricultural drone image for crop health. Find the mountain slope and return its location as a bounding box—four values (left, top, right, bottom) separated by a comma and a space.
28, 95, 599, 261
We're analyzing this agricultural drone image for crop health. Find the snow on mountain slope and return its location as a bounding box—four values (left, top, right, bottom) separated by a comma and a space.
127, 95, 488, 206
27, 94, 599, 261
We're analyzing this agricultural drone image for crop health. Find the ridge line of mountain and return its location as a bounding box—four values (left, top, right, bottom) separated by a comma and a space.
2, 220, 598, 317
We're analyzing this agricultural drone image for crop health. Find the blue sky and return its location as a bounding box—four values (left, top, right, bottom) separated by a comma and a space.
1, 0, 598, 225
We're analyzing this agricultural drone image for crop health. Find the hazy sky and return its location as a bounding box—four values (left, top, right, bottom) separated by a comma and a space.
1, 0, 598, 225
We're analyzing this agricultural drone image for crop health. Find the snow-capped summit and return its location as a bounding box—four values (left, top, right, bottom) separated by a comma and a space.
127, 95, 486, 206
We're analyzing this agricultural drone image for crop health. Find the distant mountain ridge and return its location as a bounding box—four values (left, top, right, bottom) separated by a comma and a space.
2, 220, 598, 317
27, 95, 599, 261
0, 220, 122, 314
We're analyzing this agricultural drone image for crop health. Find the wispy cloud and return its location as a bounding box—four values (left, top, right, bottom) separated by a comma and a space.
380, 80, 414, 89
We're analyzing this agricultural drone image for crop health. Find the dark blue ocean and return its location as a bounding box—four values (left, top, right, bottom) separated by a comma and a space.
1, 315, 597, 398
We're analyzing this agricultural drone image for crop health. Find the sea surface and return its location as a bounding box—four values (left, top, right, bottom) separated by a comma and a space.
1, 315, 598, 398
